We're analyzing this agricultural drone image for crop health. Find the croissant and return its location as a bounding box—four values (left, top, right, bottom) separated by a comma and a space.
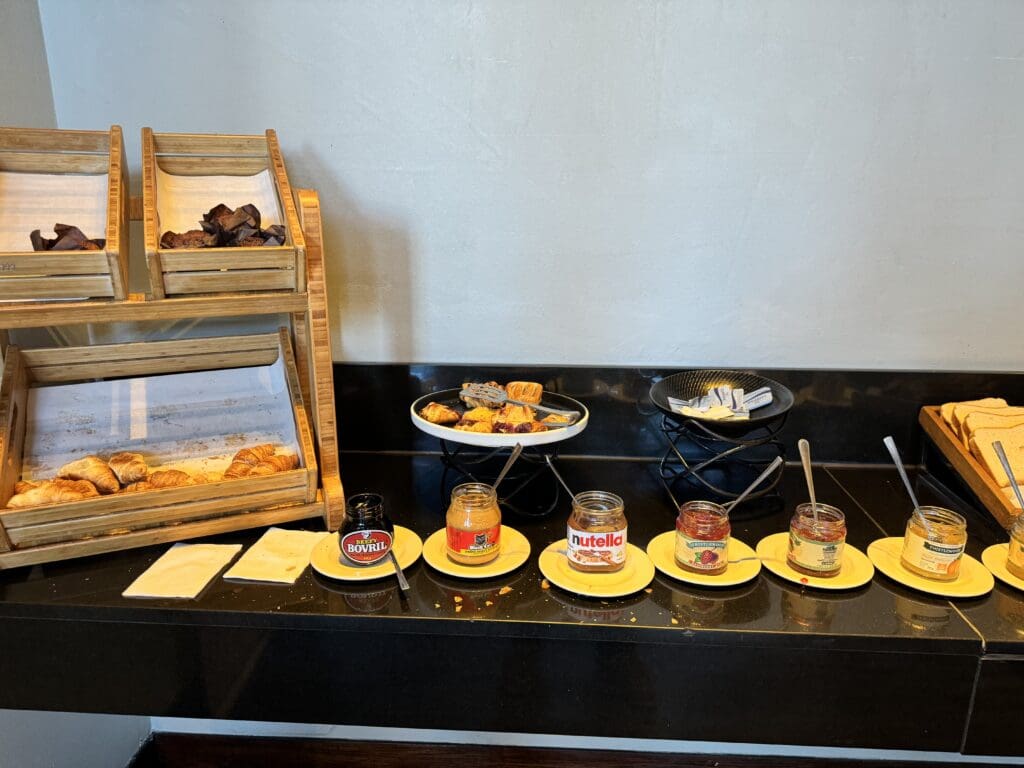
7, 479, 99, 508
223, 444, 277, 479
124, 481, 154, 493
250, 453, 299, 476
506, 381, 543, 405
108, 452, 148, 485
146, 469, 194, 488
58, 455, 119, 494
419, 402, 460, 425
13, 480, 38, 494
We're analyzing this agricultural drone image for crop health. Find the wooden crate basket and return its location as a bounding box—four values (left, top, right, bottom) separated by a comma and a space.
919, 405, 1018, 530
142, 128, 306, 299
0, 125, 129, 301
0, 328, 321, 568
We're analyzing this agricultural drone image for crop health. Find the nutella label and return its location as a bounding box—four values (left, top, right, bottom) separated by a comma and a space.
674, 532, 728, 571
901, 529, 964, 577
340, 529, 393, 565
566, 525, 627, 567
447, 524, 500, 558
788, 531, 844, 573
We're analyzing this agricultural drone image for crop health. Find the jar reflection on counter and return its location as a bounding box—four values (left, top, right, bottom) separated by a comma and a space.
787, 503, 846, 578
446, 483, 501, 565
566, 491, 627, 573
674, 500, 730, 576
899, 507, 966, 582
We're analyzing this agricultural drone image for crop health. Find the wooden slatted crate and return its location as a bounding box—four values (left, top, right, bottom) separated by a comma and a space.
0, 125, 129, 301
0, 328, 321, 568
142, 129, 306, 298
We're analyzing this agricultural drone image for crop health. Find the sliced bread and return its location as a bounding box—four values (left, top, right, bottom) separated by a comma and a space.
951, 403, 1024, 440
962, 411, 1024, 448
941, 397, 1006, 428
969, 425, 1024, 487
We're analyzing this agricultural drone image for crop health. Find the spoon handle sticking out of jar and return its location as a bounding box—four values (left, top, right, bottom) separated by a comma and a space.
882, 435, 931, 534
389, 549, 410, 591
798, 439, 818, 523
493, 443, 524, 492
993, 441, 1024, 512
544, 454, 575, 498
725, 455, 784, 513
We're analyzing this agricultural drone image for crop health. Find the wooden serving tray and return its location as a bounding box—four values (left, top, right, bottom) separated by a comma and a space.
0, 125, 129, 301
919, 405, 1017, 529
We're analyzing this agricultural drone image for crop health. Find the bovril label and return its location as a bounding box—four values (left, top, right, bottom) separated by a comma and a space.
566, 526, 627, 566
340, 530, 393, 565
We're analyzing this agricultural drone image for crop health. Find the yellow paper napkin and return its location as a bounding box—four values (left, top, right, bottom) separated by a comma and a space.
223, 528, 329, 584
122, 543, 242, 599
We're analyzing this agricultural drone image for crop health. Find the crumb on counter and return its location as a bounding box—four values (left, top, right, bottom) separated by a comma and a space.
671, 617, 679, 625
485, 600, 494, 607
541, 579, 550, 590
644, 588, 653, 594
498, 586, 513, 595
453, 595, 463, 604
455, 604, 463, 613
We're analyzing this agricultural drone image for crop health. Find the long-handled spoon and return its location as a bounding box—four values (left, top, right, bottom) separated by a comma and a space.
544, 454, 575, 498
494, 443, 524, 492
798, 438, 819, 522
389, 549, 410, 592
993, 441, 1024, 514
725, 455, 784, 513
882, 435, 931, 533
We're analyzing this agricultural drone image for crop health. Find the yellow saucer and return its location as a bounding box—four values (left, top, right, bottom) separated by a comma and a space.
981, 543, 1024, 592
868, 537, 993, 599
646, 531, 761, 587
757, 532, 874, 591
310, 525, 422, 582
538, 540, 654, 598
422, 526, 531, 579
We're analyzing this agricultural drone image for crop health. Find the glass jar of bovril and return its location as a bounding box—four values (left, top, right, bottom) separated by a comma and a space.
339, 493, 394, 566
899, 506, 966, 582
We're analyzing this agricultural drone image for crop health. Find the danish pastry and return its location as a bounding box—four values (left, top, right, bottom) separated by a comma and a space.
420, 402, 461, 425
506, 381, 543, 405
460, 381, 505, 409
455, 420, 493, 433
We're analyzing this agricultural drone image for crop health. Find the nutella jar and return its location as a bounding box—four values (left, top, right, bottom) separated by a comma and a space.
566, 491, 627, 572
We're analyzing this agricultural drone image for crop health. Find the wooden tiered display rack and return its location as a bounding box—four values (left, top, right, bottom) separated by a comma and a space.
0, 188, 344, 569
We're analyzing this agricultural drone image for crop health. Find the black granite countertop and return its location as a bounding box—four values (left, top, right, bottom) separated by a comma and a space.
0, 454, 995, 652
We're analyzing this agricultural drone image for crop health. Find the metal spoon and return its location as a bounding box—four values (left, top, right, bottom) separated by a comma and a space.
798, 438, 819, 522
882, 435, 931, 533
544, 454, 575, 498
725, 455, 784, 513
493, 443, 524, 492
993, 441, 1024, 514
389, 550, 410, 591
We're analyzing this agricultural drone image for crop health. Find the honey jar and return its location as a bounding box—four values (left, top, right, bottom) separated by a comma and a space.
675, 500, 730, 575
566, 491, 627, 573
899, 506, 966, 582
787, 502, 846, 578
1007, 517, 1024, 580
446, 483, 501, 565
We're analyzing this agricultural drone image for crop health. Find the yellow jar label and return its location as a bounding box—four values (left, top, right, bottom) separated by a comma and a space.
788, 530, 844, 572
901, 528, 964, 577
1008, 537, 1024, 572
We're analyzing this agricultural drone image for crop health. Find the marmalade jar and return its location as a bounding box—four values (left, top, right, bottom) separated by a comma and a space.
787, 503, 846, 578
900, 506, 966, 582
446, 483, 501, 565
566, 491, 627, 573
674, 500, 730, 575
1007, 517, 1024, 581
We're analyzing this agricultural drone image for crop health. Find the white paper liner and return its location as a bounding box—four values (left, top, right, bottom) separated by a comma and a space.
21, 356, 301, 482
0, 171, 109, 252
155, 167, 283, 237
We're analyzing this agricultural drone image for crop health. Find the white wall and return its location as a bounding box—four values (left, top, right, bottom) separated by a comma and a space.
36, 0, 1024, 371
0, 0, 54, 127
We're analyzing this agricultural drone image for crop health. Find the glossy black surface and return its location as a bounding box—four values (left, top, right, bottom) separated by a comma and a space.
0, 456, 993, 750
335, 363, 1024, 462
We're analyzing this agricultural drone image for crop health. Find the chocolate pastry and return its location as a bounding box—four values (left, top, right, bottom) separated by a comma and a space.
30, 224, 105, 251
161, 203, 286, 249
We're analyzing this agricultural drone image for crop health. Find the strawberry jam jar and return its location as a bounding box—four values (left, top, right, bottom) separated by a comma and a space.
674, 501, 730, 576
787, 503, 846, 578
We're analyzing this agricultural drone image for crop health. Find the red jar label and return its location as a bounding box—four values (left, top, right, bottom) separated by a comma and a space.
340, 529, 393, 564
447, 525, 500, 557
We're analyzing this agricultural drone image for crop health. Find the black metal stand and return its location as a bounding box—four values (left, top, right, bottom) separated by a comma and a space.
658, 413, 787, 509
438, 440, 563, 517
